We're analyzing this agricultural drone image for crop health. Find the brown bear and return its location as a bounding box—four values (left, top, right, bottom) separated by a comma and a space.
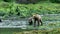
28, 17, 33, 25
28, 14, 43, 27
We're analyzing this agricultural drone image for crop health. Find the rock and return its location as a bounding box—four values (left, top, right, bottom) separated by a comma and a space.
0, 19, 2, 22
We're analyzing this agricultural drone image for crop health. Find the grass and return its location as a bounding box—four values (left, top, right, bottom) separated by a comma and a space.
14, 28, 60, 34
0, 2, 60, 17
42, 14, 60, 21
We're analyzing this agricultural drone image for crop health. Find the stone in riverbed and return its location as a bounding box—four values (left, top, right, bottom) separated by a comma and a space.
0, 19, 2, 22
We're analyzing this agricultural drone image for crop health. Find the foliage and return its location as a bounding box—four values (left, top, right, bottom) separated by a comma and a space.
0, 2, 60, 17
50, 0, 60, 3
3, 0, 16, 2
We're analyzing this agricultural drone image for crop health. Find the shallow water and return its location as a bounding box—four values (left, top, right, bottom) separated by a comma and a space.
0, 14, 60, 29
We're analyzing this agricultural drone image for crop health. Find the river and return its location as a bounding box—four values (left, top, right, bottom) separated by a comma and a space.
0, 14, 60, 29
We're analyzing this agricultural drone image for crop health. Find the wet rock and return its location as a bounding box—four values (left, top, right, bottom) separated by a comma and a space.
0, 19, 2, 22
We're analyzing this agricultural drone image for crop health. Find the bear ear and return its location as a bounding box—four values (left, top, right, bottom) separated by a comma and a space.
33, 14, 35, 16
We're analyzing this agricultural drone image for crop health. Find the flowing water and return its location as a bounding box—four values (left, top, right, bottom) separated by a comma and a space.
0, 14, 60, 29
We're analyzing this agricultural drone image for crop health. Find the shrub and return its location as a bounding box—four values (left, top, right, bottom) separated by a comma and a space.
50, 0, 60, 3
0, 11, 6, 16
3, 0, 16, 2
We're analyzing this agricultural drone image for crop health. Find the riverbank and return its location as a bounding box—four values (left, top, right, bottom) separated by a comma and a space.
0, 2, 60, 17
0, 22, 60, 34
14, 28, 60, 34
0, 17, 60, 34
